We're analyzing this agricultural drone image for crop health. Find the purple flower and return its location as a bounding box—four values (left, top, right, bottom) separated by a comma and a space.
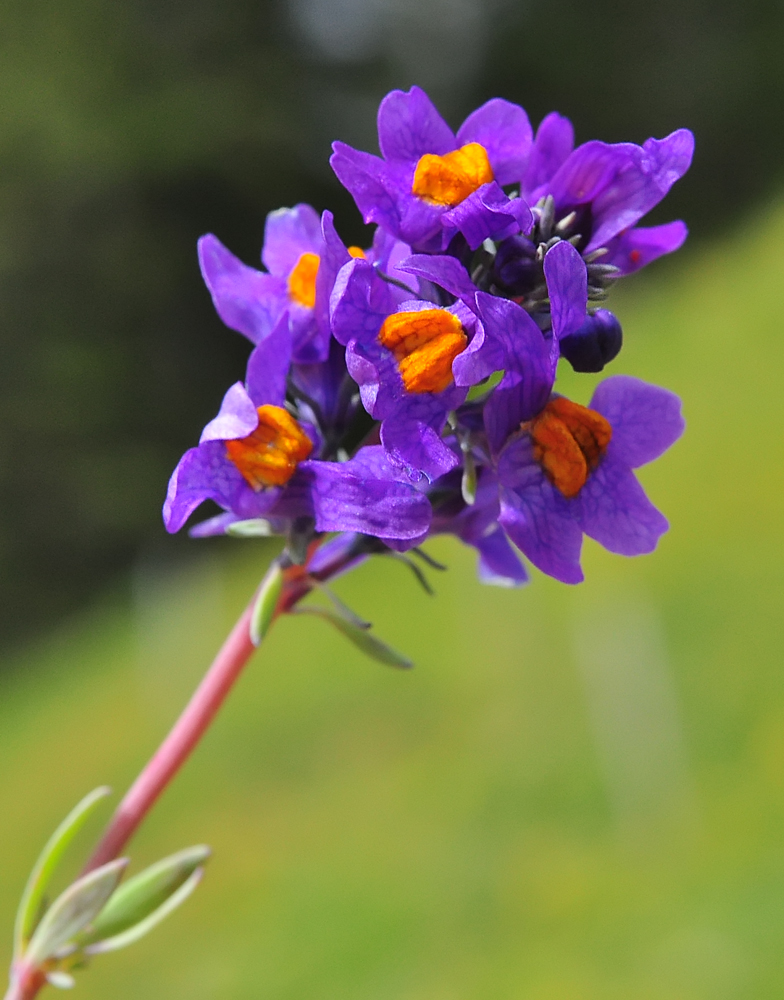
330, 255, 495, 482
163, 318, 432, 546
491, 375, 684, 583
330, 87, 533, 252
489, 115, 693, 305
198, 204, 333, 364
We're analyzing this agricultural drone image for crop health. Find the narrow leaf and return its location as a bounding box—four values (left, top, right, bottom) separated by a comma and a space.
46, 972, 75, 990
309, 580, 371, 630
85, 867, 204, 955
411, 548, 447, 572
461, 450, 477, 505
295, 606, 413, 669
25, 859, 128, 965
225, 518, 274, 538
387, 553, 434, 595
78, 845, 210, 945
250, 561, 283, 646
14, 786, 111, 959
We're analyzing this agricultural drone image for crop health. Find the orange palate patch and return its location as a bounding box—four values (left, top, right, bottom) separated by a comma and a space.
411, 143, 494, 207
527, 397, 612, 499
225, 405, 313, 491
287, 252, 320, 308
378, 309, 468, 394
347, 246, 366, 259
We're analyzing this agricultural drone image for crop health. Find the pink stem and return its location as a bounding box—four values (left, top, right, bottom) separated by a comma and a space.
83, 597, 257, 872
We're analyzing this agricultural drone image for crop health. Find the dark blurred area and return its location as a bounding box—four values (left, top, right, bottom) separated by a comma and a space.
0, 0, 781, 648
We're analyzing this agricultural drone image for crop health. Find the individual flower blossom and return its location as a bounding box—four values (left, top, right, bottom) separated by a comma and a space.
520, 113, 694, 275
331, 86, 533, 253
198, 203, 332, 364
493, 375, 685, 583
163, 317, 432, 547
475, 113, 694, 365
330, 253, 490, 483
429, 294, 684, 584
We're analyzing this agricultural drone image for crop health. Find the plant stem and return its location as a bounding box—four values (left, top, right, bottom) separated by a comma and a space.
4, 965, 46, 1000
82, 595, 258, 873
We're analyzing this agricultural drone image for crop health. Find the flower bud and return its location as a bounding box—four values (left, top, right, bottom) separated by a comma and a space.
559, 309, 623, 373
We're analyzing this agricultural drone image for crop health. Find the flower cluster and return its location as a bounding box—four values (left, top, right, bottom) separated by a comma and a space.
165, 87, 690, 588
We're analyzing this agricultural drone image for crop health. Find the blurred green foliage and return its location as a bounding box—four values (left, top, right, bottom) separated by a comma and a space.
1, 201, 784, 997
1, 0, 783, 644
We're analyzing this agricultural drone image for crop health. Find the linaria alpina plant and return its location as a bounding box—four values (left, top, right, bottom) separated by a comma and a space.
5, 86, 692, 999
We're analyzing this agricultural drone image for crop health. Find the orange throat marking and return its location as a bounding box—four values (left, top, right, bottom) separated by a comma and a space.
378, 309, 468, 394
526, 397, 612, 499
225, 405, 313, 491
287, 252, 320, 308
411, 143, 494, 207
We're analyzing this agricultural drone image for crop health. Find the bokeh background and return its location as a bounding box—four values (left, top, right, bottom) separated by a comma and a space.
2, 1, 784, 997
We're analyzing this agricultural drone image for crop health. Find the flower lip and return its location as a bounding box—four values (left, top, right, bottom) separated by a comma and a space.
225, 405, 313, 490
525, 396, 612, 498
378, 309, 468, 394
287, 252, 320, 308
411, 143, 494, 207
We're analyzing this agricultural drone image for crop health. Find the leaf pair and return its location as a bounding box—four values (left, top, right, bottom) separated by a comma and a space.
12, 789, 209, 991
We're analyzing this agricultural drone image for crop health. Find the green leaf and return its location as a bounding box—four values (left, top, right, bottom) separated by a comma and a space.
295, 606, 413, 669
84, 867, 205, 955
14, 786, 111, 960
46, 971, 75, 990
78, 844, 210, 946
461, 450, 477, 505
225, 518, 274, 538
25, 859, 128, 966
309, 580, 371, 630
250, 561, 283, 646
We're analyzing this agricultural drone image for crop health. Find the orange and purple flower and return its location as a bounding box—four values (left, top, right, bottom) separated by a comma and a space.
331, 87, 533, 252
163, 318, 431, 547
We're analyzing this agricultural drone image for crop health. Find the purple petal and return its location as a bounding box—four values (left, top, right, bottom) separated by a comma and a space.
200, 382, 258, 443
476, 294, 556, 451
377, 86, 456, 162
522, 112, 575, 199
394, 189, 449, 248
604, 220, 688, 275
330, 142, 403, 235
188, 511, 242, 538
587, 130, 695, 251
498, 473, 583, 585
456, 98, 533, 186
198, 234, 286, 345
543, 239, 588, 341
397, 253, 478, 302
579, 456, 668, 556
163, 442, 278, 533
340, 444, 412, 483
441, 183, 533, 250
307, 532, 368, 578
244, 314, 292, 408
590, 375, 685, 467
381, 399, 461, 483
261, 204, 322, 276
546, 140, 632, 212
305, 459, 433, 541
330, 257, 395, 347
476, 528, 529, 587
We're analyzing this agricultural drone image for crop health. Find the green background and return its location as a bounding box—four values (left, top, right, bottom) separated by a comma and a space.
2, 201, 783, 997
